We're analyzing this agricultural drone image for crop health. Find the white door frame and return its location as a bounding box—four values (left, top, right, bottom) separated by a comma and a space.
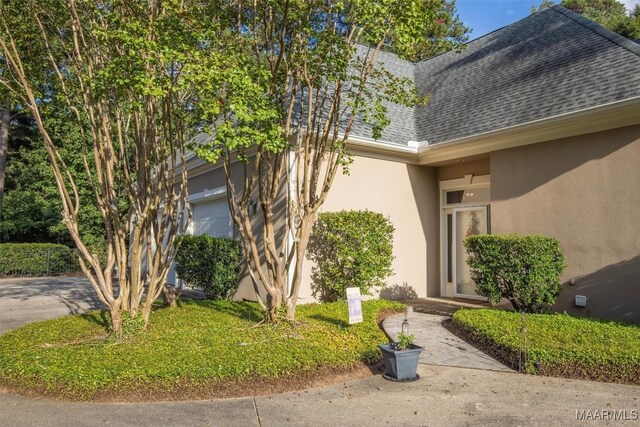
439, 175, 490, 299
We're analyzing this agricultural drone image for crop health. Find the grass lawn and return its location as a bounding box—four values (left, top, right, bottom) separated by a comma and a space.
451, 308, 640, 384
0, 299, 403, 401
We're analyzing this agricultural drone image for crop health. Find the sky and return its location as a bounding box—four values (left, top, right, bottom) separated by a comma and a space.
456, 0, 640, 39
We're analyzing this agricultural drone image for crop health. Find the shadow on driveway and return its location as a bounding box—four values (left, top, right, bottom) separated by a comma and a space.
0, 276, 105, 334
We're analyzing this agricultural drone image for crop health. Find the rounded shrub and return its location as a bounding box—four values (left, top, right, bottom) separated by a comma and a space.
0, 243, 79, 277
174, 235, 242, 300
463, 234, 566, 313
307, 210, 394, 302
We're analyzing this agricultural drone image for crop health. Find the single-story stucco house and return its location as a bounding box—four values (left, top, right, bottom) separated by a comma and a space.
169, 6, 640, 324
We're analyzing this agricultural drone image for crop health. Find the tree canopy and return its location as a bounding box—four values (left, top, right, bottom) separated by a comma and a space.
0, 0, 215, 335
534, 0, 640, 39
0, 105, 104, 247
194, 0, 470, 322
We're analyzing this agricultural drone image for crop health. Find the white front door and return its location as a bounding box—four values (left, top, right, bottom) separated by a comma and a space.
439, 175, 491, 300
452, 206, 487, 299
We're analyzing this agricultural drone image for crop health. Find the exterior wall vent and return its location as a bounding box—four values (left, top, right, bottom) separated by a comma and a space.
575, 295, 587, 307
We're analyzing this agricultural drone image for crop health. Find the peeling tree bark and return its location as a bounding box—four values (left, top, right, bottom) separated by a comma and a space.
0, 98, 9, 219
0, 1, 192, 337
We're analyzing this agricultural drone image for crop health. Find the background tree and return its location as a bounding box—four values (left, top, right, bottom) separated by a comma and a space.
533, 0, 640, 39
0, 0, 221, 335
195, 0, 469, 322
0, 105, 104, 248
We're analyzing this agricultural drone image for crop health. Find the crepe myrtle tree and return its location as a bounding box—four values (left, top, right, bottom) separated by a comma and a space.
0, 0, 231, 336
194, 0, 469, 322
0, 96, 8, 217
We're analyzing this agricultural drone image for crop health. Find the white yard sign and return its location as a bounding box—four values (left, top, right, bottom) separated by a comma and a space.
346, 287, 363, 324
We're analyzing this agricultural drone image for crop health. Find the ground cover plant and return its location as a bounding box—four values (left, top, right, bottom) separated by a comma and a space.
450, 308, 640, 384
0, 299, 403, 401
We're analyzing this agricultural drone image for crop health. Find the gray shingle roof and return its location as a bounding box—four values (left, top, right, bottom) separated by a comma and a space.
354, 5, 640, 146
345, 48, 418, 145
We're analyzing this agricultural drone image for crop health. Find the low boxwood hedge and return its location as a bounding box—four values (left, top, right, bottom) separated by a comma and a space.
174, 235, 242, 300
450, 308, 640, 384
307, 210, 395, 302
464, 234, 565, 313
0, 243, 79, 277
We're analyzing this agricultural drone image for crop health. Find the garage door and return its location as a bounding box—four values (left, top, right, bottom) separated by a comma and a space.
167, 198, 232, 286
190, 198, 232, 237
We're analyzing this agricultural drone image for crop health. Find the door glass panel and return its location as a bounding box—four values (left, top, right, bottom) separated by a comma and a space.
446, 190, 464, 204
447, 213, 453, 283
455, 208, 487, 296
445, 187, 490, 206
461, 187, 490, 204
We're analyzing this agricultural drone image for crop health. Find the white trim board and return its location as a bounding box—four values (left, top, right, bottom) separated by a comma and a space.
189, 186, 227, 203
181, 96, 640, 174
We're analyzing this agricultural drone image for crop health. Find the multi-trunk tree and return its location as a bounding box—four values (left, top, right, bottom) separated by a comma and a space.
0, 97, 8, 217
0, 0, 224, 335
195, 0, 469, 322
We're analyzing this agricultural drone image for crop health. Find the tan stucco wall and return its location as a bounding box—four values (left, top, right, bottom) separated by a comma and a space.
436, 158, 490, 182
490, 124, 640, 323
184, 155, 439, 303
297, 156, 439, 302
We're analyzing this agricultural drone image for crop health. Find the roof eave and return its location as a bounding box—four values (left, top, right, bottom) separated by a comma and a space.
417, 96, 640, 165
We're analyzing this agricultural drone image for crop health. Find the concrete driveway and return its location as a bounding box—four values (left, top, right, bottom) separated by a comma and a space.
1, 364, 639, 426
0, 276, 104, 334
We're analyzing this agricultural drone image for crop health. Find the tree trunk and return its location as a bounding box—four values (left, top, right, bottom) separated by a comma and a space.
110, 308, 123, 337
161, 283, 180, 308
0, 98, 10, 219
287, 298, 297, 321
266, 290, 285, 323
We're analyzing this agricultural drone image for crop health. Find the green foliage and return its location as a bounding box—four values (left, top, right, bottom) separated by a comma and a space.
391, 332, 415, 351
119, 312, 146, 339
452, 308, 640, 384
174, 235, 242, 300
0, 299, 405, 400
0, 243, 78, 277
307, 210, 395, 302
532, 0, 640, 39
464, 234, 566, 313
0, 108, 105, 245
193, 0, 470, 163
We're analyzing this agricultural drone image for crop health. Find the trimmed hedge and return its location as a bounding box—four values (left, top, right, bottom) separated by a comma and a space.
307, 210, 394, 302
174, 235, 242, 300
0, 243, 79, 277
450, 308, 640, 385
464, 234, 565, 313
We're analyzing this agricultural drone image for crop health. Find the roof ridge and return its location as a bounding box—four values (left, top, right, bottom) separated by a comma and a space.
414, 6, 561, 67
414, 24, 509, 66
549, 5, 640, 58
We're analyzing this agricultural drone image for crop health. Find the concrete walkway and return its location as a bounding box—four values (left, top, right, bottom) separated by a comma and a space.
2, 364, 639, 426
383, 312, 513, 372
